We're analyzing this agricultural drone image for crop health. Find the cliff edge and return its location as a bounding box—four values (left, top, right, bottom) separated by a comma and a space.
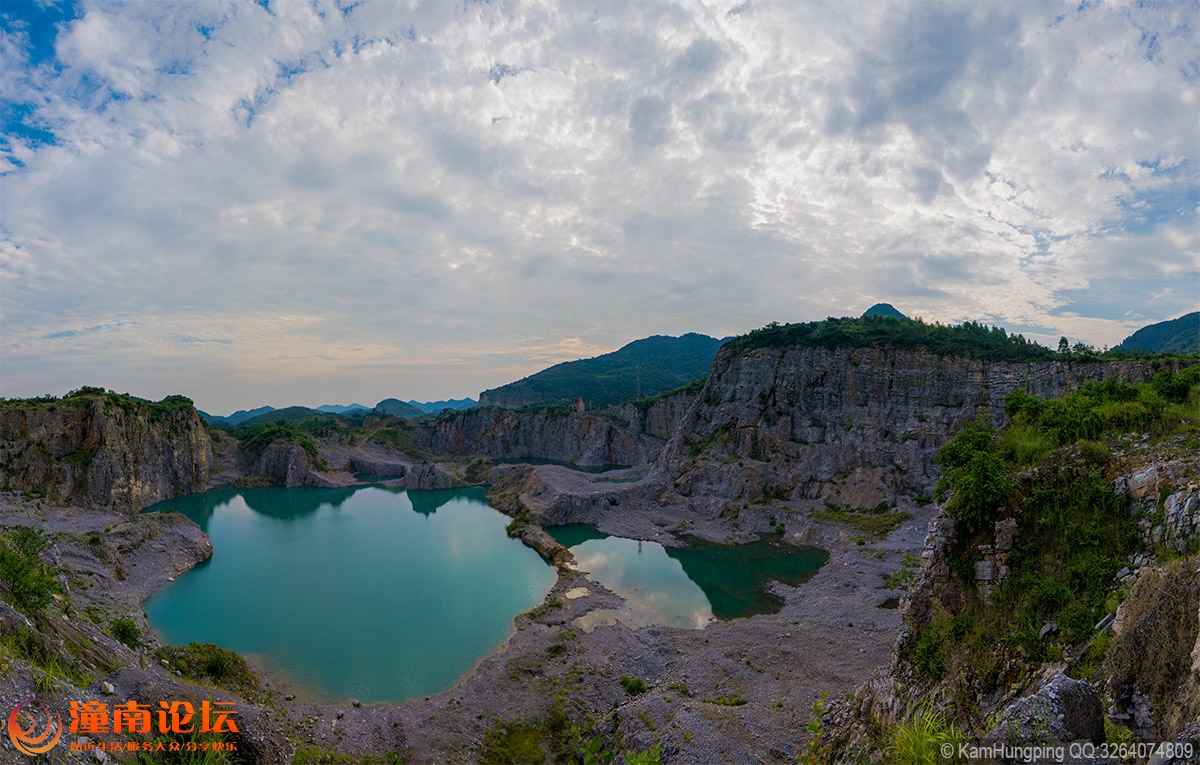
0, 391, 213, 513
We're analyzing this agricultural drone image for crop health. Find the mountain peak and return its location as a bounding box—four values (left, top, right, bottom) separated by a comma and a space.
861, 303, 908, 320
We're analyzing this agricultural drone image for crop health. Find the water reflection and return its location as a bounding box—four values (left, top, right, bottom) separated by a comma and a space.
548, 525, 828, 626
142, 486, 555, 704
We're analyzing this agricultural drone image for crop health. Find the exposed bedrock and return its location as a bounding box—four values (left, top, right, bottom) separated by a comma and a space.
0, 398, 212, 512
651, 347, 1175, 509
414, 406, 664, 467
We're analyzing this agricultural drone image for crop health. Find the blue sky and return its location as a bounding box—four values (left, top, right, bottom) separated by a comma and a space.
1, 0, 1197, 414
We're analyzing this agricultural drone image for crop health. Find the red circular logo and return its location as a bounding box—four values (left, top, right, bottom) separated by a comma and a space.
7, 696, 62, 756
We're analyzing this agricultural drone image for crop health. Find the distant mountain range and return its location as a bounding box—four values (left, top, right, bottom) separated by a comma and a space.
478, 333, 727, 409
1115, 311, 1199, 354
198, 397, 478, 427
315, 403, 370, 414
195, 310, 1196, 428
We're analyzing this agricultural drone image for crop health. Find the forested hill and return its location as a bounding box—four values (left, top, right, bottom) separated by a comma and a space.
479, 333, 725, 409
726, 315, 1058, 361
1116, 311, 1200, 354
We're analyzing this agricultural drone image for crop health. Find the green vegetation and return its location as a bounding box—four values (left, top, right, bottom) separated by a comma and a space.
0, 626, 94, 688
703, 694, 746, 706
367, 424, 425, 459
811, 502, 912, 535
619, 675, 647, 695
0, 386, 198, 423
481, 333, 724, 409
796, 691, 831, 765
933, 417, 1014, 532
729, 313, 1200, 363
887, 700, 966, 764
109, 616, 141, 649
229, 421, 327, 469
904, 365, 1200, 702
630, 376, 708, 413
581, 737, 662, 765
482, 720, 547, 764
727, 315, 1057, 361
887, 554, 920, 591
525, 598, 564, 621
155, 643, 256, 694
0, 526, 62, 612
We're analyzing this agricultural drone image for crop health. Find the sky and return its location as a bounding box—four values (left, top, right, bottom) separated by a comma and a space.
1, 0, 1197, 415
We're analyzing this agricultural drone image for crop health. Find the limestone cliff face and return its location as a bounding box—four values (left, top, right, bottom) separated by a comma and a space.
414, 407, 663, 467
654, 346, 1174, 507
602, 387, 696, 441
0, 397, 212, 512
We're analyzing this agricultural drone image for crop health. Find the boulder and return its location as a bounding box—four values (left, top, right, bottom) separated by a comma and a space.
982, 673, 1104, 751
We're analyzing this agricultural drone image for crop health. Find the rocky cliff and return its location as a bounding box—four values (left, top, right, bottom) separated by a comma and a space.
652, 346, 1178, 510
413, 406, 664, 467
0, 395, 213, 512
602, 386, 697, 441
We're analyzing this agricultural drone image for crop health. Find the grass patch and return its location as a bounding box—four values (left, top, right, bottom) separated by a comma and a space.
481, 720, 545, 765
887, 700, 967, 764
155, 643, 256, 694
811, 504, 912, 535
368, 425, 426, 459
525, 598, 563, 621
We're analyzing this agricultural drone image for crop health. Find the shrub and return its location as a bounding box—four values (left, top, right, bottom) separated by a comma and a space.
155, 643, 255, 692
0, 526, 61, 612
110, 617, 141, 649
1103, 557, 1200, 732
797, 691, 831, 765
620, 675, 648, 695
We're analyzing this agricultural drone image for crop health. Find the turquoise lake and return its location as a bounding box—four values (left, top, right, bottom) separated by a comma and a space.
548, 525, 828, 628
143, 486, 555, 704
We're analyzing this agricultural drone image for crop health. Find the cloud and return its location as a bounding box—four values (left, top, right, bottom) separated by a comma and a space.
0, 0, 1196, 413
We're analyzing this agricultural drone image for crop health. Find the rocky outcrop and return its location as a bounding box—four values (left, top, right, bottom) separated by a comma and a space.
414, 407, 663, 467
0, 397, 212, 512
1115, 455, 1200, 555
603, 387, 697, 441
487, 464, 641, 526
982, 672, 1105, 751
350, 457, 408, 478
655, 346, 1177, 507
247, 443, 358, 488
401, 463, 469, 490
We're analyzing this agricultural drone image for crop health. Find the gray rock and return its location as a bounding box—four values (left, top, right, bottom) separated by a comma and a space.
983, 673, 1104, 749
0, 396, 213, 512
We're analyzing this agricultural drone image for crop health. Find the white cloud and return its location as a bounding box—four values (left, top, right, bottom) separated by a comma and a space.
0, 0, 1196, 413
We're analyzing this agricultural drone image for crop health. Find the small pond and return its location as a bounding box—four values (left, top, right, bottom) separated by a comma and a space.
143, 486, 555, 704
548, 525, 828, 628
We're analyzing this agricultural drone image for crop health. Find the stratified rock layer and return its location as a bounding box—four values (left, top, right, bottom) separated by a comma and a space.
0, 397, 212, 512
655, 347, 1176, 506
414, 406, 663, 467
